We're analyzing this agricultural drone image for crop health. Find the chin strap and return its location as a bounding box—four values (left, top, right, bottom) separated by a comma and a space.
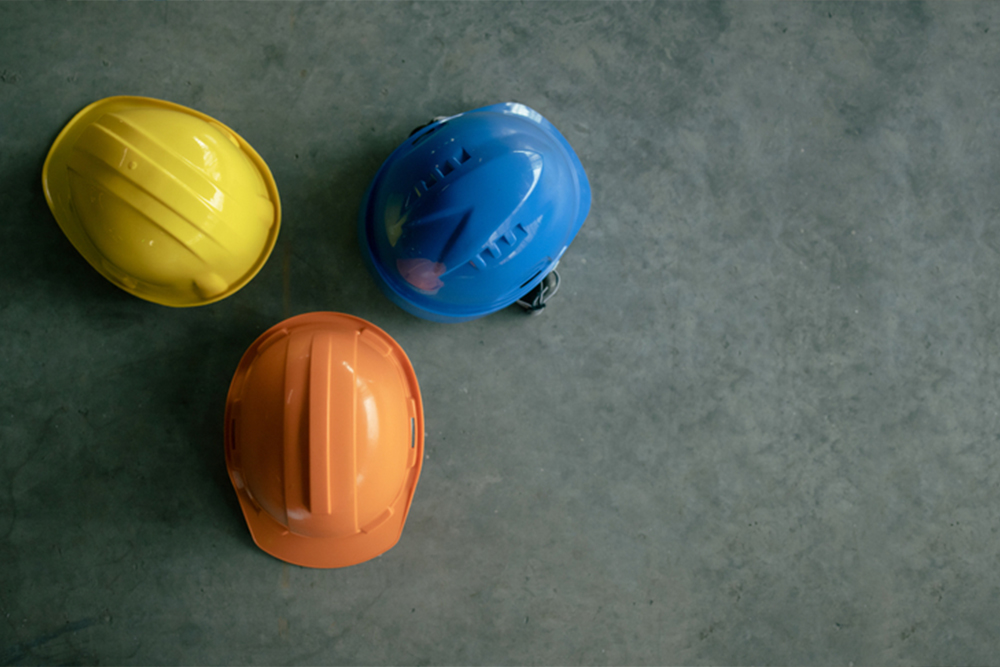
516, 271, 561, 315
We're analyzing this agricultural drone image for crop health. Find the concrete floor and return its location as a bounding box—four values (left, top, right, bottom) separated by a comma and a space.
2, 1, 1000, 664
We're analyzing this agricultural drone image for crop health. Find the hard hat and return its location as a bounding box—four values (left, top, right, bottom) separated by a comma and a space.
224, 312, 424, 569
42, 96, 280, 307
358, 102, 591, 322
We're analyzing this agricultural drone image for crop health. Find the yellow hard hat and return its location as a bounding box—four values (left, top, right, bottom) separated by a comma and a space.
42, 96, 281, 307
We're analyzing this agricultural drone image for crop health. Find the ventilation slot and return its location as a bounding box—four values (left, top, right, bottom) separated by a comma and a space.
410, 417, 416, 448
440, 161, 455, 176
423, 173, 437, 189
459, 148, 472, 163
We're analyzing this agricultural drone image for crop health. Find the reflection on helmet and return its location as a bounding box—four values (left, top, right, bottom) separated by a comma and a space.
42, 96, 280, 307
225, 312, 424, 569
359, 102, 591, 323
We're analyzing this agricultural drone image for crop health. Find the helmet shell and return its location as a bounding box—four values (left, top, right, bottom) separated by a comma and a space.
42, 96, 280, 307
225, 312, 423, 569
359, 103, 591, 322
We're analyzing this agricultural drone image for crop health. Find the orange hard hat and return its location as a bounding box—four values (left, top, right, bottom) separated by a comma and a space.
224, 312, 423, 568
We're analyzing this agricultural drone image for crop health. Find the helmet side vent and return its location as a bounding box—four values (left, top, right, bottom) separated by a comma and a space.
438, 148, 471, 178
411, 148, 473, 203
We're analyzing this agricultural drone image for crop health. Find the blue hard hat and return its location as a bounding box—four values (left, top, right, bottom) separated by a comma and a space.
358, 102, 591, 323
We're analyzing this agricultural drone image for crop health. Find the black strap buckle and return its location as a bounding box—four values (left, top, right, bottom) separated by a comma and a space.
515, 271, 561, 315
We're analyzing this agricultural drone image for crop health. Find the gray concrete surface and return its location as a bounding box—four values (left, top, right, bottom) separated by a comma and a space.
2, 1, 1000, 664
